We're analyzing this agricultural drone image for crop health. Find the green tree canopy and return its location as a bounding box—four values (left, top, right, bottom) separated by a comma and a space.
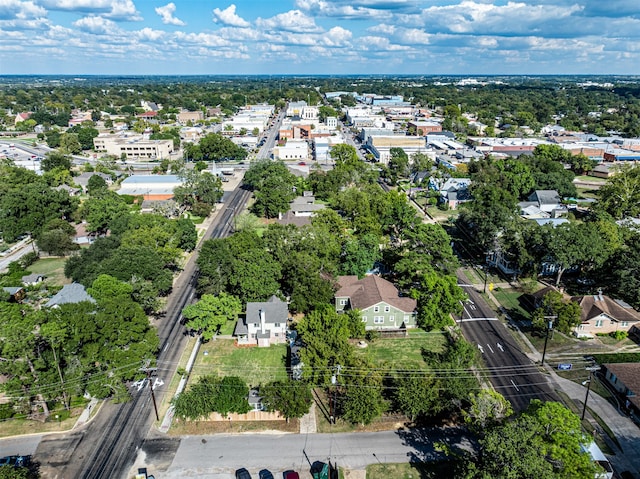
182, 293, 242, 341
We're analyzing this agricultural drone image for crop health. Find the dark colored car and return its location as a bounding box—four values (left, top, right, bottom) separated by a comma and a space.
259, 470, 274, 479
283, 471, 300, 479
236, 468, 252, 479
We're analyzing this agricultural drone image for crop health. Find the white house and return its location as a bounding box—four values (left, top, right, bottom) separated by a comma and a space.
234, 296, 289, 347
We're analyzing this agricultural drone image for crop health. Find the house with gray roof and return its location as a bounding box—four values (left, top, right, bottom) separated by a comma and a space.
335, 275, 417, 330
46, 283, 96, 308
234, 296, 289, 347
74, 172, 113, 192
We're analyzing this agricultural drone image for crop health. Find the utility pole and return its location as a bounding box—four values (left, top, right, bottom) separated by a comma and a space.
581, 366, 601, 421
330, 365, 342, 425
140, 363, 159, 421
541, 317, 556, 366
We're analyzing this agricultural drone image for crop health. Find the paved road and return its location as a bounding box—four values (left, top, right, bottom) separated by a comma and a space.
33, 186, 252, 479
456, 271, 557, 412
152, 427, 473, 478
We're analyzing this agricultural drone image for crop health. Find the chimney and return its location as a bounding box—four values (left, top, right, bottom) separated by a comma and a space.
259, 309, 265, 334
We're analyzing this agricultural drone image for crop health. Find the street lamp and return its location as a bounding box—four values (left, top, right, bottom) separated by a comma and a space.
581, 366, 601, 421
541, 318, 555, 366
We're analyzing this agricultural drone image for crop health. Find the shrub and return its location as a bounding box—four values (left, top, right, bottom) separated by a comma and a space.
610, 331, 628, 341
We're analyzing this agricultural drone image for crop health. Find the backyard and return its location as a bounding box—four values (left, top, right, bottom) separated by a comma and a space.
26, 257, 69, 285
190, 339, 289, 387
356, 333, 448, 370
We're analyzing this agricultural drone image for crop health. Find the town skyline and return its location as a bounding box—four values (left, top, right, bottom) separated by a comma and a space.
2, 0, 640, 76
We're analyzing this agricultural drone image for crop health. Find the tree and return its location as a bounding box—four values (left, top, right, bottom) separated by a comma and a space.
412, 269, 465, 330
596, 163, 640, 219
297, 305, 354, 385
545, 222, 611, 286
339, 233, 381, 278
181, 293, 242, 341
81, 191, 130, 234
471, 401, 599, 479
36, 228, 78, 256
59, 132, 82, 154
41, 151, 72, 172
0, 183, 79, 242
198, 133, 247, 162
463, 389, 513, 432
260, 380, 312, 421
87, 174, 108, 195
386, 147, 410, 185
532, 291, 581, 335
173, 170, 223, 209
244, 160, 297, 218
172, 375, 251, 420
394, 373, 441, 421
342, 369, 386, 425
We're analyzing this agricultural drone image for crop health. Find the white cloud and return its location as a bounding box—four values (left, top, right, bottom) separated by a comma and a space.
174, 31, 233, 48
256, 10, 322, 33
37, 0, 141, 21
212, 4, 249, 28
135, 27, 164, 41
295, 0, 417, 18
155, 3, 185, 26
73, 15, 118, 34
0, 0, 47, 20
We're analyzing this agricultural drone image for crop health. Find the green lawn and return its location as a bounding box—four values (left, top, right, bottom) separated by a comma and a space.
367, 462, 454, 479
356, 333, 448, 370
27, 257, 70, 285
491, 288, 530, 322
191, 339, 288, 387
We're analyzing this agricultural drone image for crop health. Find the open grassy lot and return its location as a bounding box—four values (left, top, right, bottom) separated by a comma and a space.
356, 333, 448, 370
191, 339, 288, 387
27, 257, 70, 285
491, 288, 530, 322
366, 461, 455, 479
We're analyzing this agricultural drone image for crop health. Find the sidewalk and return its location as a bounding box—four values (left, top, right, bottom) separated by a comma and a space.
475, 279, 640, 478
551, 374, 640, 478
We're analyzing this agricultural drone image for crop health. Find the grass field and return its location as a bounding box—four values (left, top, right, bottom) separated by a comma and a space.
27, 257, 70, 285
191, 339, 288, 387
491, 288, 530, 322
366, 462, 454, 479
356, 333, 448, 370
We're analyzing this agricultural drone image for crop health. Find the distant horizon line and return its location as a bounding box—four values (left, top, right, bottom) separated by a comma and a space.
1, 73, 640, 78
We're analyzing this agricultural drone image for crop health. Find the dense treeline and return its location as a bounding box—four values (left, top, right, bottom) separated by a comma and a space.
3, 76, 640, 137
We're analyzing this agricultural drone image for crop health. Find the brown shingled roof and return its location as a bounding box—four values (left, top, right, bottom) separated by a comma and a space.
604, 363, 640, 409
336, 275, 416, 313
571, 294, 640, 324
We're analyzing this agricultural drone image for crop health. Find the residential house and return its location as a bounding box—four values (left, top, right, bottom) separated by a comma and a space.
602, 363, 640, 416
2, 286, 25, 303
54, 184, 82, 196
74, 172, 113, 193
46, 283, 95, 307
247, 389, 265, 411
572, 293, 640, 338
21, 273, 45, 286
234, 296, 289, 347
520, 190, 563, 213
436, 178, 471, 209
14, 112, 32, 126
335, 275, 417, 330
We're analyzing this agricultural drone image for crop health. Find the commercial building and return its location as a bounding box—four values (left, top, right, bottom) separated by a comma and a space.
117, 174, 184, 201
93, 134, 173, 160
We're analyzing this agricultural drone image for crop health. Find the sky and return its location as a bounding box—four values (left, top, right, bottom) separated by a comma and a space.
1, 0, 640, 76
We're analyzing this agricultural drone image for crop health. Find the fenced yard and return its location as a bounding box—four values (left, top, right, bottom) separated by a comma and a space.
191, 339, 289, 387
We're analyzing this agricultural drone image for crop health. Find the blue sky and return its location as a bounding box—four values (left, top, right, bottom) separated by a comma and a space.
1, 0, 639, 75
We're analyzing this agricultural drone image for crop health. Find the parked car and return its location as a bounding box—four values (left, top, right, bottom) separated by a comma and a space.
283, 471, 300, 479
258, 470, 274, 479
236, 468, 252, 479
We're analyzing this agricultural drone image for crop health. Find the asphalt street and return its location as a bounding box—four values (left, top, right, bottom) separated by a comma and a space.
456, 270, 558, 412
159, 427, 473, 478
